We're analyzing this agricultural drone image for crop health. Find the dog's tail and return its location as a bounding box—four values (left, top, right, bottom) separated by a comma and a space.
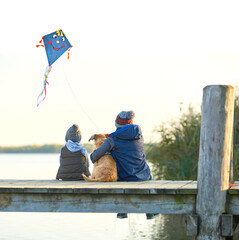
82, 173, 99, 182
82, 173, 116, 182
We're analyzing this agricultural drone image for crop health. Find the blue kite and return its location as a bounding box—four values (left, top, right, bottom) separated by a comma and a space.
36, 29, 72, 106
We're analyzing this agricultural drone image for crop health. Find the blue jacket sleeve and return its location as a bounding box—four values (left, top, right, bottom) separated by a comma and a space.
90, 137, 114, 163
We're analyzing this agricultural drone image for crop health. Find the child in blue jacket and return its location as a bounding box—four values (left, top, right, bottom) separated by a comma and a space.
90, 110, 159, 220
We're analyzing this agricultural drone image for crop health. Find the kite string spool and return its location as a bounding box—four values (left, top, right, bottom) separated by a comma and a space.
36, 65, 52, 107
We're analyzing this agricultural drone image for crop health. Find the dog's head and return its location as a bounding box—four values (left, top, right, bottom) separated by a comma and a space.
89, 134, 109, 149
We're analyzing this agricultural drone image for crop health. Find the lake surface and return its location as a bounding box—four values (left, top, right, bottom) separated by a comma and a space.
0, 154, 192, 240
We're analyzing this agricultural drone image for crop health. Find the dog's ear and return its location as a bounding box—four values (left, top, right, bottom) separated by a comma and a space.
88, 134, 95, 142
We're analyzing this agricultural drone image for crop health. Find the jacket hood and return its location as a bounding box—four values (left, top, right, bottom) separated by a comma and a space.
110, 124, 143, 140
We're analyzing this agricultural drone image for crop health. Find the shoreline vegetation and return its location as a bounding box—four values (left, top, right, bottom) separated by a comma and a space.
0, 144, 151, 154
0, 144, 94, 154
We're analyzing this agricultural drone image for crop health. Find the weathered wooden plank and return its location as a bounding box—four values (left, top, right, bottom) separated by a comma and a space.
177, 181, 197, 195
138, 180, 172, 194
73, 188, 99, 194
0, 193, 196, 214
47, 188, 74, 194
124, 181, 170, 194
150, 181, 194, 194
5, 179, 239, 218
179, 181, 197, 189
98, 188, 124, 194
0, 188, 24, 193
0, 180, 197, 214
227, 195, 239, 215
0, 180, 197, 195
24, 188, 49, 193
221, 214, 233, 237
0, 180, 161, 188
124, 188, 150, 194
186, 214, 198, 236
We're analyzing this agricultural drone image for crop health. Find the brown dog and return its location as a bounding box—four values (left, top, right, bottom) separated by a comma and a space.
82, 134, 117, 182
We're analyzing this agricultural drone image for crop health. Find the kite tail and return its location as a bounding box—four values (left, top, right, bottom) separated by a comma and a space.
37, 65, 52, 107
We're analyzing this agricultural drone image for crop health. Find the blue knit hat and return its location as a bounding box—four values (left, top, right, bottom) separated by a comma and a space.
115, 110, 135, 128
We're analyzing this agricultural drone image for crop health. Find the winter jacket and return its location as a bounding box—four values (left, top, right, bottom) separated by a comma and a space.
56, 146, 90, 181
90, 124, 151, 181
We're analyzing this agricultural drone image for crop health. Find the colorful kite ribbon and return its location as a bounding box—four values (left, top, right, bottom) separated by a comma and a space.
36, 65, 52, 106
36, 32, 72, 106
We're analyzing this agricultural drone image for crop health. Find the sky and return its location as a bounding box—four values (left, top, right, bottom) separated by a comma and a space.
1, 0, 239, 146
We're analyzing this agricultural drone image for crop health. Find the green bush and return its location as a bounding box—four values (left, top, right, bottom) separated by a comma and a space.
146, 105, 201, 180
147, 96, 239, 181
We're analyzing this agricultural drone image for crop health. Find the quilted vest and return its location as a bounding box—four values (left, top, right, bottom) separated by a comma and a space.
56, 146, 90, 180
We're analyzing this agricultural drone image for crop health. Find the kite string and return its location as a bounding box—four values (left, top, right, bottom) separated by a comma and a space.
37, 65, 52, 107
60, 62, 101, 131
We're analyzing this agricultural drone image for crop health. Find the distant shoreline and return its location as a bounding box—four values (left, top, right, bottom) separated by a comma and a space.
0, 144, 94, 154
0, 143, 152, 154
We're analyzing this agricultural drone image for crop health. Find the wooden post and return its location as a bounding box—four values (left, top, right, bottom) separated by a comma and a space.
229, 107, 237, 184
196, 85, 234, 240
229, 131, 234, 184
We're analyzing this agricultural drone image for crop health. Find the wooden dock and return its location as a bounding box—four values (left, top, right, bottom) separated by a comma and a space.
0, 180, 197, 213
0, 179, 238, 216
0, 179, 239, 238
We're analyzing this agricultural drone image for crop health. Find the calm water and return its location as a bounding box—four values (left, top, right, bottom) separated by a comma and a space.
0, 154, 191, 240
